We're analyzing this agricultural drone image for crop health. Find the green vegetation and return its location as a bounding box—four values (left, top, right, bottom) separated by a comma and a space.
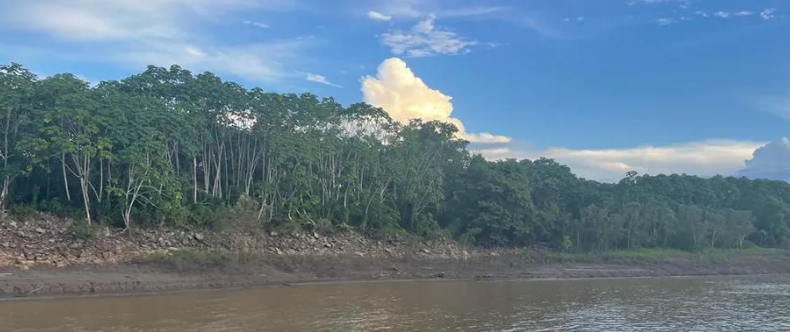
136, 249, 261, 273
3, 62, 790, 253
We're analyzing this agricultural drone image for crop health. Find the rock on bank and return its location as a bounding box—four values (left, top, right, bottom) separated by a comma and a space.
0, 212, 474, 269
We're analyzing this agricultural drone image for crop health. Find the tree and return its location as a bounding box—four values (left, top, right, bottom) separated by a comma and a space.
3, 61, 788, 254
0, 63, 37, 215
29, 74, 112, 225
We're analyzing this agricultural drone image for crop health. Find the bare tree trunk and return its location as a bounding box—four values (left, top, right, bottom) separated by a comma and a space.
0, 176, 9, 218
80, 176, 91, 225
62, 154, 71, 201
192, 156, 198, 204
97, 159, 103, 203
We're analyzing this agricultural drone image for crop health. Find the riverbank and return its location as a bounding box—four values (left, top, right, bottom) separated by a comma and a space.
3, 214, 790, 299
4, 249, 790, 299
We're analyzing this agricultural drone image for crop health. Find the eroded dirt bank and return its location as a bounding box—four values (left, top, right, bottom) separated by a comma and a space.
3, 213, 790, 299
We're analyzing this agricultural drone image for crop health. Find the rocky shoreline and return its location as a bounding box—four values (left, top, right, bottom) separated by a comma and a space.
4, 213, 790, 300
0, 212, 483, 269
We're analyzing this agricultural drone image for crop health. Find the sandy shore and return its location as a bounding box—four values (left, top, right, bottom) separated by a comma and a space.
3, 252, 790, 300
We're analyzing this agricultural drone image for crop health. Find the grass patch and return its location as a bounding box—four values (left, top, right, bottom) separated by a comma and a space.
132, 249, 384, 277
133, 249, 262, 274
131, 247, 790, 279
486, 247, 790, 267
599, 248, 688, 262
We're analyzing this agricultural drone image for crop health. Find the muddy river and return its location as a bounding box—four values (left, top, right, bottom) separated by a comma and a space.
2, 275, 790, 331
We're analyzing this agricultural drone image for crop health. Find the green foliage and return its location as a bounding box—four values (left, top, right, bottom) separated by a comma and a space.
133, 249, 259, 273
67, 221, 101, 242
5, 61, 790, 253
8, 204, 36, 220
560, 235, 573, 251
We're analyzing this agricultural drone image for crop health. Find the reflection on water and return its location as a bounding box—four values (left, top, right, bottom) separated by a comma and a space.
2, 275, 790, 331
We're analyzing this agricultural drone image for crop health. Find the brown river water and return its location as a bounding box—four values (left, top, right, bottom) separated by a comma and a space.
2, 275, 790, 331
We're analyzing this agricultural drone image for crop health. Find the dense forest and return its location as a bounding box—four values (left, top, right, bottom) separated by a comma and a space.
1, 62, 789, 252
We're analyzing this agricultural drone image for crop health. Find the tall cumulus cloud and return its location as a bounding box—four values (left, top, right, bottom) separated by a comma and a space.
737, 137, 790, 181
360, 58, 511, 143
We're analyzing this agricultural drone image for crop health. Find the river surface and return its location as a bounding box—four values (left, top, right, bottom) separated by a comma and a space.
2, 275, 790, 331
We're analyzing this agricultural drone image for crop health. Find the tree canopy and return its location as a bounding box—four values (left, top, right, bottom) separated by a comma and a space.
1, 62, 787, 252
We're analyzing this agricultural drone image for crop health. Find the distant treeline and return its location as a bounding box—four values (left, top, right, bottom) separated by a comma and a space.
1, 62, 789, 252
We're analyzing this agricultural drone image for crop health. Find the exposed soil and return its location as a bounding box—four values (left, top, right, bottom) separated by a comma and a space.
4, 253, 790, 300
3, 213, 790, 300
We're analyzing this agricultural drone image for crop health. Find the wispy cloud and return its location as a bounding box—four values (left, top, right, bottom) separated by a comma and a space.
761, 8, 777, 20
654, 8, 779, 26
0, 0, 313, 82
478, 139, 763, 182
365, 0, 555, 38
437, 6, 505, 19
305, 73, 342, 87
708, 9, 777, 20
380, 15, 478, 57
563, 16, 585, 22
243, 20, 270, 28
368, 0, 504, 20
756, 95, 790, 120
655, 18, 677, 26
714, 11, 731, 19
629, 0, 689, 5
367, 10, 392, 21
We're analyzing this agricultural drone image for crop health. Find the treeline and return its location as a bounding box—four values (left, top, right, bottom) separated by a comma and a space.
2, 62, 789, 252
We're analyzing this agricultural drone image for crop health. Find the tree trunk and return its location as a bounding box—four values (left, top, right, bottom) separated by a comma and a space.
0, 176, 9, 218
192, 156, 198, 204
62, 154, 71, 201
80, 176, 91, 225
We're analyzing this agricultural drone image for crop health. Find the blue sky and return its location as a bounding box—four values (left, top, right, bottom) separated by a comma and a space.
1, 0, 790, 182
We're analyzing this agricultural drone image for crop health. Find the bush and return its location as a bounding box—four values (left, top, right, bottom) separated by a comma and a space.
458, 228, 482, 247
67, 221, 101, 242
8, 204, 36, 220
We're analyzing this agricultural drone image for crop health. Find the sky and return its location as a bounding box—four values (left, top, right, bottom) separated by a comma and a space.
1, 0, 790, 182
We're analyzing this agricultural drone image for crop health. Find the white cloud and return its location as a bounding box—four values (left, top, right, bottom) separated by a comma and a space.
367, 10, 392, 21
366, 0, 553, 38
757, 94, 790, 120
369, 0, 503, 20
243, 20, 270, 28
438, 6, 505, 18
0, 0, 284, 41
655, 8, 778, 26
0, 0, 310, 82
478, 139, 764, 182
380, 15, 477, 57
370, 0, 422, 19
305, 73, 342, 87
114, 39, 311, 82
712, 10, 761, 19
738, 138, 790, 180
629, 0, 689, 5
361, 57, 510, 143
714, 11, 731, 19
761, 8, 777, 20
